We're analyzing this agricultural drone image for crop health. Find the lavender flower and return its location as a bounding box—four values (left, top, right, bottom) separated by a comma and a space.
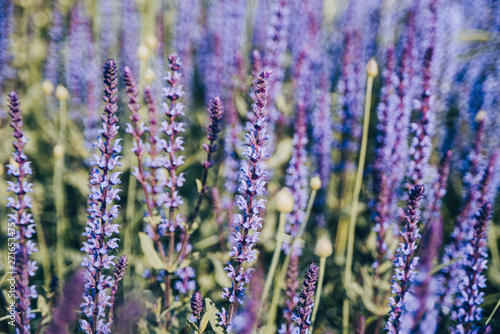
279, 252, 299, 334
355, 316, 366, 334
99, 0, 120, 58
386, 185, 425, 334
65, 3, 95, 110
47, 271, 86, 333
6, 91, 38, 334
44, 3, 64, 86
108, 255, 128, 324
174, 266, 197, 294
156, 55, 186, 236
283, 101, 308, 253
221, 71, 271, 328
191, 291, 204, 320
294, 262, 319, 334
80, 59, 123, 334
120, 0, 140, 75
173, 0, 201, 101
144, 87, 161, 210
450, 203, 492, 333
0, 0, 13, 88
400, 217, 443, 334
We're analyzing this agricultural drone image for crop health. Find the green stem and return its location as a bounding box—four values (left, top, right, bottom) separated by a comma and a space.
258, 212, 286, 322
55, 99, 67, 276
310, 256, 326, 334
263, 189, 318, 333
342, 74, 374, 334
486, 295, 500, 325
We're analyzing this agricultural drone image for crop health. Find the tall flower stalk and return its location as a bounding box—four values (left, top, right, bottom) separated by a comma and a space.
385, 185, 425, 333
220, 71, 271, 329
294, 262, 319, 334
7, 91, 38, 334
450, 203, 492, 333
80, 59, 124, 334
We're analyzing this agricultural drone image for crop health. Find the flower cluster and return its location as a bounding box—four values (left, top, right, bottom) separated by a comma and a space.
386, 185, 425, 333
80, 59, 123, 334
221, 70, 271, 328
294, 262, 319, 334
279, 252, 300, 334
283, 101, 308, 253
450, 203, 492, 333
6, 91, 38, 334
157, 54, 186, 235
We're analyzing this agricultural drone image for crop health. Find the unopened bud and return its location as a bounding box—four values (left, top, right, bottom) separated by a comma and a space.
310, 176, 322, 190
53, 144, 65, 158
315, 235, 333, 258
366, 58, 379, 77
55, 85, 69, 101
145, 68, 156, 84
42, 80, 55, 95
137, 43, 150, 60
146, 35, 159, 50
475, 110, 487, 122
276, 187, 295, 213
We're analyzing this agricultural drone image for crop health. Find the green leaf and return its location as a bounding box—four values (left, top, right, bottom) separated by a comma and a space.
205, 298, 225, 334
138, 232, 164, 270
207, 253, 231, 287
199, 309, 211, 332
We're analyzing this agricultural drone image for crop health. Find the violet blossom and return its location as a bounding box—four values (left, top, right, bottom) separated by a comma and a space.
80, 59, 123, 334
120, 0, 140, 76
385, 185, 425, 334
450, 203, 492, 333
220, 71, 271, 329
279, 252, 300, 334
7, 91, 38, 334
293, 262, 319, 334
283, 101, 308, 254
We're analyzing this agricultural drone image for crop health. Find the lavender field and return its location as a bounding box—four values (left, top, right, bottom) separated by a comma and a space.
1, 0, 500, 333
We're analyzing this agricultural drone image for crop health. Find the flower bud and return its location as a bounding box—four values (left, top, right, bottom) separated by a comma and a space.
475, 110, 487, 122
315, 235, 333, 258
53, 144, 65, 158
145, 68, 156, 84
146, 35, 159, 50
310, 176, 322, 190
137, 43, 150, 60
366, 58, 379, 77
55, 85, 69, 101
276, 187, 295, 213
42, 80, 55, 95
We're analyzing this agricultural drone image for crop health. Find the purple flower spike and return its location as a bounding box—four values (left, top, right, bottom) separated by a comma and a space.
174, 266, 197, 294
450, 203, 492, 334
6, 91, 38, 334
386, 185, 425, 334
0, 0, 13, 88
222, 71, 272, 328
120, 0, 140, 75
191, 291, 204, 320
400, 217, 443, 334
44, 3, 63, 86
283, 101, 308, 254
108, 255, 128, 323
279, 252, 299, 334
47, 271, 86, 334
355, 316, 366, 334
156, 55, 186, 236
80, 59, 123, 334
294, 262, 319, 334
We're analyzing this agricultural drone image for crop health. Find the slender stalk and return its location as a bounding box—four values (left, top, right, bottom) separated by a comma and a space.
55, 98, 67, 276
310, 256, 326, 333
264, 189, 318, 332
343, 69, 376, 334
258, 212, 287, 317
486, 296, 500, 325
